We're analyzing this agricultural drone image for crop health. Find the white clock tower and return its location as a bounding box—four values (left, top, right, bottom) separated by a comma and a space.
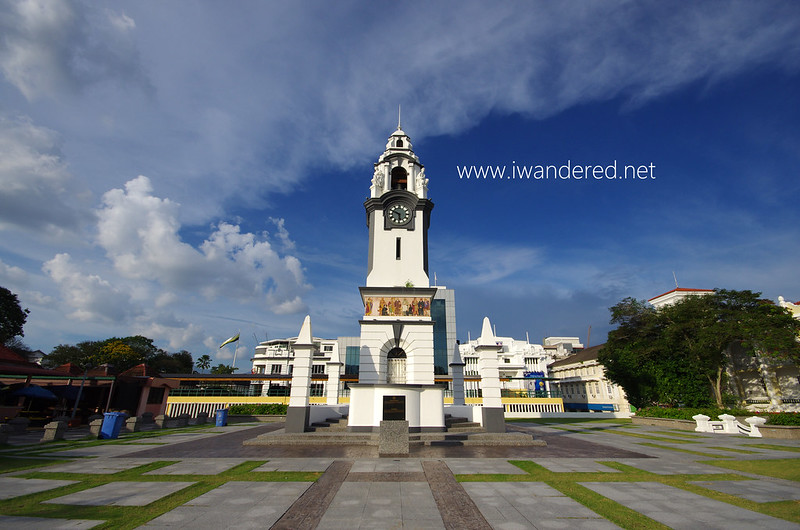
348, 124, 446, 433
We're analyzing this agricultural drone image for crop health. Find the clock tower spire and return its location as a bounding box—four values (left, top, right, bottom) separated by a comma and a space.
364, 126, 432, 287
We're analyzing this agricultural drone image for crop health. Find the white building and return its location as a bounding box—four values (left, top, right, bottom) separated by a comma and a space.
250, 336, 340, 398
548, 344, 631, 413
458, 334, 582, 398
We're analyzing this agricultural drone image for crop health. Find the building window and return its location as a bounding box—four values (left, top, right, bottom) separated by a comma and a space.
396, 237, 401, 260
311, 365, 325, 374
345, 345, 360, 375
270, 364, 282, 374
323, 345, 333, 353
147, 387, 165, 404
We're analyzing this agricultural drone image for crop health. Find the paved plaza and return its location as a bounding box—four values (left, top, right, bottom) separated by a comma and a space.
0, 419, 798, 528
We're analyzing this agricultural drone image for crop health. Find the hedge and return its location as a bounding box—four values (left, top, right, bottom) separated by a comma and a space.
636, 406, 800, 425
228, 404, 287, 415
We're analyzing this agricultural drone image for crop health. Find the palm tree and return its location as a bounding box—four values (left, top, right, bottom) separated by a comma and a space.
195, 354, 212, 373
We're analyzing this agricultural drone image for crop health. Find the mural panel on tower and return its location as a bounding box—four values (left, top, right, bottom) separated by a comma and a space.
364, 296, 431, 317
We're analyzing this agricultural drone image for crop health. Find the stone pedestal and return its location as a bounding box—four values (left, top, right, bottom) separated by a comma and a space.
89, 418, 104, 437
41, 421, 67, 442
379, 420, 409, 455
154, 414, 167, 429
125, 416, 141, 433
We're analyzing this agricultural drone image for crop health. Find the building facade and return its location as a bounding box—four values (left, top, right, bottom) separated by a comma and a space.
548, 344, 631, 413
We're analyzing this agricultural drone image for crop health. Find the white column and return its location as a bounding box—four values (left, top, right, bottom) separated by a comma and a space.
286, 315, 314, 433
476, 317, 505, 432
450, 341, 466, 406
326, 361, 342, 405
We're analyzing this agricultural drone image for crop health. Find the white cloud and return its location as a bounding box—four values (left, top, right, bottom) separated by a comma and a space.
0, 258, 27, 284
0, 115, 91, 235
96, 175, 309, 312
0, 0, 150, 100
42, 252, 138, 322
137, 317, 206, 351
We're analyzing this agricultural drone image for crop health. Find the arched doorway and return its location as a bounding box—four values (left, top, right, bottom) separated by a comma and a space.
387, 347, 406, 384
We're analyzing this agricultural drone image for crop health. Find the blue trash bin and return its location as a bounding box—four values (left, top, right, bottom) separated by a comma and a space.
215, 408, 228, 427
99, 412, 127, 439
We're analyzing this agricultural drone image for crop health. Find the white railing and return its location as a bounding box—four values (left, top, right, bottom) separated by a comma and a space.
692, 413, 766, 437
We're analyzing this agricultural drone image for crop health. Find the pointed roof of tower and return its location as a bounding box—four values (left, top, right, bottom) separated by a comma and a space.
477, 316, 496, 346
295, 315, 313, 346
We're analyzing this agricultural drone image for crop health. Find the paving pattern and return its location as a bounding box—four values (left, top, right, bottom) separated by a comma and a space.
464, 482, 619, 529
580, 481, 800, 529
43, 481, 195, 506
1, 420, 799, 529
0, 477, 77, 500
143, 481, 311, 528
690, 478, 800, 503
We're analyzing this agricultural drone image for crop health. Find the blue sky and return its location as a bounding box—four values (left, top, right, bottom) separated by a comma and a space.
1, 1, 798, 371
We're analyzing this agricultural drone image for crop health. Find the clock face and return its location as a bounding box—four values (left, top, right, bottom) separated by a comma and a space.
388, 204, 411, 225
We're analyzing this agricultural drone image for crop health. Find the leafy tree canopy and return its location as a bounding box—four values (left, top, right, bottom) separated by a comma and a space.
44, 335, 194, 373
210, 364, 238, 374
0, 286, 29, 345
195, 354, 212, 373
599, 289, 800, 409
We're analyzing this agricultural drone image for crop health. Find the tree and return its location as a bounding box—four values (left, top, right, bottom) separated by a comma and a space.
44, 336, 196, 373
149, 350, 194, 373
0, 286, 29, 345
599, 290, 800, 408
210, 364, 238, 374
195, 354, 212, 373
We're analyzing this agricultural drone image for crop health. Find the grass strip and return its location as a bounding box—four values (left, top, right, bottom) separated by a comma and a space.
699, 458, 800, 482
603, 430, 701, 444
505, 418, 632, 425
743, 443, 800, 453
0, 457, 70, 473
704, 446, 761, 454
636, 442, 732, 458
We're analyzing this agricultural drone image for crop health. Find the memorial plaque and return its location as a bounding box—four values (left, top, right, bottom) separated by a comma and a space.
383, 395, 406, 421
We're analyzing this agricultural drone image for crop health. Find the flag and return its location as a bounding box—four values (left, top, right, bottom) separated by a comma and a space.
219, 333, 240, 348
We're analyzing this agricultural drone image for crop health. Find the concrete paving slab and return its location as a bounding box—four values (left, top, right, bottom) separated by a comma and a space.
0, 515, 104, 528
534, 458, 622, 473
0, 477, 78, 499
690, 479, 800, 503
443, 458, 528, 475
44, 481, 195, 506
463, 482, 619, 529
143, 481, 310, 528
614, 458, 727, 475
144, 458, 247, 475
319, 481, 444, 529
350, 458, 424, 472
38, 444, 153, 458
252, 458, 334, 472
580, 481, 799, 529
38, 458, 150, 474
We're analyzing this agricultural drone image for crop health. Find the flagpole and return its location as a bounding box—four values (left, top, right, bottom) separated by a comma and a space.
231, 329, 240, 370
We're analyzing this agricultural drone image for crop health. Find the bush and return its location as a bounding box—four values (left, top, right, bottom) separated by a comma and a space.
228, 403, 287, 415
637, 406, 800, 425
636, 406, 750, 421
759, 413, 800, 426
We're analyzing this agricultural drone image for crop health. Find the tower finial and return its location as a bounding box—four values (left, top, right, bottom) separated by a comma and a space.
397, 104, 401, 130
